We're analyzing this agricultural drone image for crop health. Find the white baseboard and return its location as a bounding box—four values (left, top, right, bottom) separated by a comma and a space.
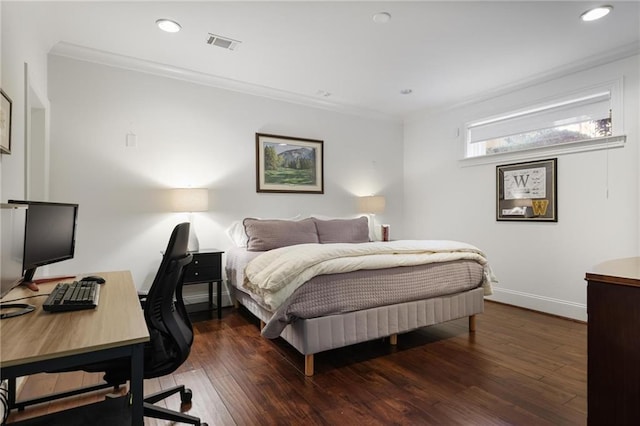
486, 287, 587, 322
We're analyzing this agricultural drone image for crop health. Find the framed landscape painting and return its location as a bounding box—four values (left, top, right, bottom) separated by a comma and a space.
256, 133, 324, 194
1, 89, 12, 155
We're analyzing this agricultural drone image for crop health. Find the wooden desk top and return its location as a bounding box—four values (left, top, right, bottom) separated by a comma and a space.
585, 257, 640, 288
0, 271, 149, 369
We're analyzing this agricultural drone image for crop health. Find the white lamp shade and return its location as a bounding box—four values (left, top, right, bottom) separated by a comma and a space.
170, 188, 209, 212
358, 195, 386, 214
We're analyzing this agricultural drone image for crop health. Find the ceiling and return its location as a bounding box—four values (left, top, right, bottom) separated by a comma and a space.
6, 1, 640, 120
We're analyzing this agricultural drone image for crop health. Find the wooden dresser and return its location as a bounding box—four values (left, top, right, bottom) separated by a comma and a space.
585, 257, 640, 425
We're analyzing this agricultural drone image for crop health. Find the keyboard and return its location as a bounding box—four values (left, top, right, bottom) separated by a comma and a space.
43, 281, 101, 312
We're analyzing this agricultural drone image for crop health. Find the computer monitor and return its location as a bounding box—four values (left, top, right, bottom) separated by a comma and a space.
8, 200, 79, 285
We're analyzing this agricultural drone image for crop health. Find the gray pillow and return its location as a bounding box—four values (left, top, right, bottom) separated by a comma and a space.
313, 217, 370, 244
243, 218, 319, 251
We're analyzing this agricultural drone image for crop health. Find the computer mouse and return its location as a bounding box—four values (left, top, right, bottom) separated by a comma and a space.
82, 275, 106, 284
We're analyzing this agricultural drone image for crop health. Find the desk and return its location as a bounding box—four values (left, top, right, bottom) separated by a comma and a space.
0, 271, 149, 425
585, 257, 640, 425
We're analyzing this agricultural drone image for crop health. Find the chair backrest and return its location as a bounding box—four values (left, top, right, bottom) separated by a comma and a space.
143, 222, 194, 378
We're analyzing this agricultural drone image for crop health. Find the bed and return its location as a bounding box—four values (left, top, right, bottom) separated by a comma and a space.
226, 216, 496, 376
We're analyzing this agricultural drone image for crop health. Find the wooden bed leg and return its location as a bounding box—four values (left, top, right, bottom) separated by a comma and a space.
469, 315, 477, 332
233, 300, 239, 309
304, 354, 314, 377
389, 334, 398, 346
260, 320, 265, 330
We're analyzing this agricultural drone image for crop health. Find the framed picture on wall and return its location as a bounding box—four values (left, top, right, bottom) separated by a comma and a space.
0, 89, 12, 155
255, 133, 324, 194
496, 158, 557, 222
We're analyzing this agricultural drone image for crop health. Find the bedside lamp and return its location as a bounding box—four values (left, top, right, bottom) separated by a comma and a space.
170, 188, 209, 252
357, 195, 386, 215
357, 195, 386, 240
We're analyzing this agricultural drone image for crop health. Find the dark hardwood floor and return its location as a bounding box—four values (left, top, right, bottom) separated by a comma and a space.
8, 301, 587, 425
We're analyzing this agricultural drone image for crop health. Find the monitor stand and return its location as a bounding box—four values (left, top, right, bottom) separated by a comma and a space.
21, 281, 40, 291
21, 267, 40, 291
21, 267, 76, 291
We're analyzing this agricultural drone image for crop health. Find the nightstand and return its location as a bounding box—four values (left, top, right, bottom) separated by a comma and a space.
182, 248, 224, 319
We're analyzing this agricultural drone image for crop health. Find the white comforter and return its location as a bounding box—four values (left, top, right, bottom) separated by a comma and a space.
242, 240, 497, 311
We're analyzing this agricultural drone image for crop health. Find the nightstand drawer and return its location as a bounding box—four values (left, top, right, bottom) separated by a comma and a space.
183, 265, 221, 283
191, 252, 221, 267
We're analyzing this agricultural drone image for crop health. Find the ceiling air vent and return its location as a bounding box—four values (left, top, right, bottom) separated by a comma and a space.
206, 33, 241, 51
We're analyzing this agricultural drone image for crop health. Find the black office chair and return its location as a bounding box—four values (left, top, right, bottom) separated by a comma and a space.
20, 223, 205, 424
90, 222, 206, 425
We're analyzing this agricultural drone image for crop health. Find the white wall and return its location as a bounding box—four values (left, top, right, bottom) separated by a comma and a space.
47, 55, 404, 296
1, 0, 3, 204
1, 1, 52, 287
403, 55, 640, 321
0, 0, 3, 286
1, 2, 51, 203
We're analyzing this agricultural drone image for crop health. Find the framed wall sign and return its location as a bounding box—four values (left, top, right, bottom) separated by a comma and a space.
0, 89, 12, 155
496, 158, 557, 222
256, 133, 324, 194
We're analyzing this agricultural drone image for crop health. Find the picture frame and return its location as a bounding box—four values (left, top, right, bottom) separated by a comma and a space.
496, 158, 557, 222
256, 133, 324, 194
0, 89, 12, 155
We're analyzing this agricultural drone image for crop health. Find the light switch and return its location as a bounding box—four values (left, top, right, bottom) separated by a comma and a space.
126, 133, 137, 148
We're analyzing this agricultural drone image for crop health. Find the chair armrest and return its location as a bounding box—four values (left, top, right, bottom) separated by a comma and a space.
137, 291, 148, 309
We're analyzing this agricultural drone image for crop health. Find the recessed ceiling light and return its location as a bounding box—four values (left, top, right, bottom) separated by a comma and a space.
156, 19, 181, 33
372, 12, 391, 24
400, 89, 413, 95
580, 5, 613, 22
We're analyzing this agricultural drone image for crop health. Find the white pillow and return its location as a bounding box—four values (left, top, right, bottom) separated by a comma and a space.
226, 221, 249, 247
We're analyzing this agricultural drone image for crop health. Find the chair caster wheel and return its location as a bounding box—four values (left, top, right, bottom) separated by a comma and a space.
180, 388, 193, 404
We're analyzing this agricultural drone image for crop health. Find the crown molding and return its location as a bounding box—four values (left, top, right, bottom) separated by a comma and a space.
405, 41, 640, 123
49, 42, 401, 123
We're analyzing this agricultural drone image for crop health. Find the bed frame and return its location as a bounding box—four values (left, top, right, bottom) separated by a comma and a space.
232, 285, 484, 376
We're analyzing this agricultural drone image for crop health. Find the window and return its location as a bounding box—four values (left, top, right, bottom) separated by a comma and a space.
464, 81, 622, 159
